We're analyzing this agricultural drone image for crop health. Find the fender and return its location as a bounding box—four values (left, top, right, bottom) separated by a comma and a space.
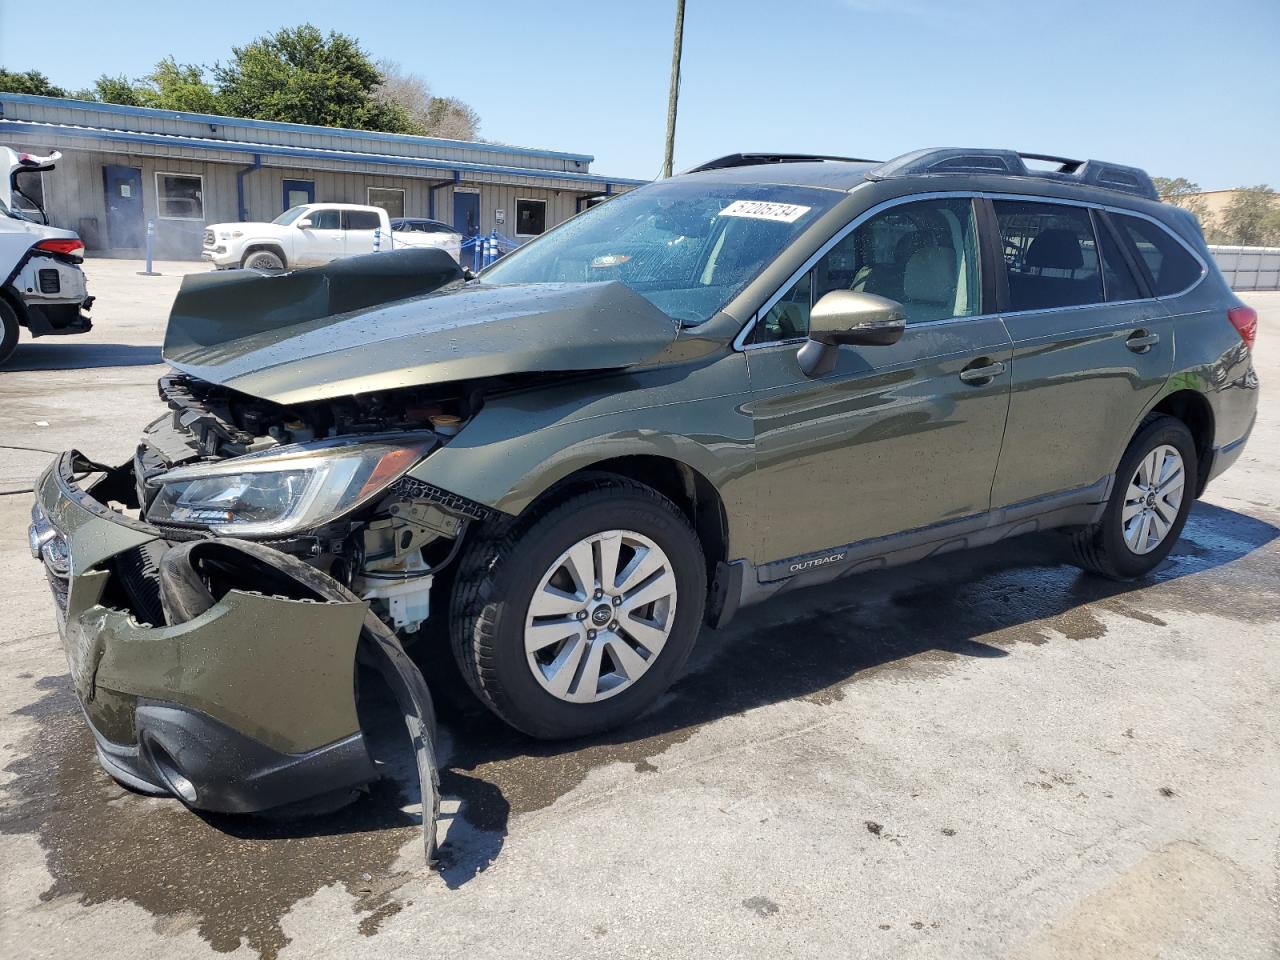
407, 350, 759, 559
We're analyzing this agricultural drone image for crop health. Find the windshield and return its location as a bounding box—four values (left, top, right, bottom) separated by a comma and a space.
480, 179, 840, 325
273, 206, 308, 225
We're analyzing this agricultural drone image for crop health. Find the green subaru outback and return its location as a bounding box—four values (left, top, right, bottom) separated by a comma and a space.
31, 148, 1259, 823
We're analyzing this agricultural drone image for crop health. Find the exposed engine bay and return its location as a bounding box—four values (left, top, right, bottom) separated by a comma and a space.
127, 372, 500, 638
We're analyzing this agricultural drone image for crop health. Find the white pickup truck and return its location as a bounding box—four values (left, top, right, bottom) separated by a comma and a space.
202, 202, 461, 272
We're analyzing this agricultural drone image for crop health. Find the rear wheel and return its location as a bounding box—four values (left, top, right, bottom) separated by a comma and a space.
451, 478, 706, 739
0, 297, 20, 365
1070, 414, 1197, 580
242, 249, 285, 273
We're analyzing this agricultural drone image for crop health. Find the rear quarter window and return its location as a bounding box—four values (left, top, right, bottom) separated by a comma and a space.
1114, 214, 1204, 296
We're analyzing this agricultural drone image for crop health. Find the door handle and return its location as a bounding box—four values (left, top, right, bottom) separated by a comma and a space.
959, 359, 1007, 384
1126, 330, 1160, 353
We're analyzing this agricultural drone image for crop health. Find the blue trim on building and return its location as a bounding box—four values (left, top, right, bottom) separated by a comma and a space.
0, 92, 595, 164
0, 120, 647, 189
236, 154, 262, 222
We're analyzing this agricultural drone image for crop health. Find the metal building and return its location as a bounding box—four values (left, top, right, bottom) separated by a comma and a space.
0, 93, 645, 260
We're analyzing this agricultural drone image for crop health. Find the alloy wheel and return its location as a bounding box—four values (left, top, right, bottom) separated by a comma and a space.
524, 530, 678, 704
1121, 444, 1185, 555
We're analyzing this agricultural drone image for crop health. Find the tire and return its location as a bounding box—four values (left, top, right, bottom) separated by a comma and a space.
1069, 414, 1198, 580
0, 297, 20, 366
242, 249, 285, 273
450, 477, 706, 739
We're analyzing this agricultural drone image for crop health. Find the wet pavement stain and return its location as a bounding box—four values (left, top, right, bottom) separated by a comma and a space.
1, 676, 424, 960
3, 502, 1276, 958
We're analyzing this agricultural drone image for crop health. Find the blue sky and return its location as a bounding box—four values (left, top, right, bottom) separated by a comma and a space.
2, 0, 1277, 189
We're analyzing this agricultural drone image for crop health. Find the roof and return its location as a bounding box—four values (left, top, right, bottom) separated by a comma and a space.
0, 93, 594, 164
0, 93, 649, 191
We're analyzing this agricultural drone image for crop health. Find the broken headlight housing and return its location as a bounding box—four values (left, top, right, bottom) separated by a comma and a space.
146, 434, 434, 537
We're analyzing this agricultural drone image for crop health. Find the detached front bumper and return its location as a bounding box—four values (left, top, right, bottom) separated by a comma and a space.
31, 453, 380, 814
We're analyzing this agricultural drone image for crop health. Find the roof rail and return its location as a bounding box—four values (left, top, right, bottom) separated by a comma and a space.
866, 148, 1159, 201
685, 152, 879, 174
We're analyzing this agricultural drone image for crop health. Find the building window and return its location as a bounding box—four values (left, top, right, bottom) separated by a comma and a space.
156, 173, 204, 220
516, 198, 547, 236
368, 187, 406, 219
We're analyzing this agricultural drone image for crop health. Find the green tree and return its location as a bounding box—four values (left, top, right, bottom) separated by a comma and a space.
1219, 185, 1280, 246
1151, 176, 1212, 231
93, 73, 144, 105
214, 25, 416, 132
0, 68, 66, 97
141, 58, 222, 113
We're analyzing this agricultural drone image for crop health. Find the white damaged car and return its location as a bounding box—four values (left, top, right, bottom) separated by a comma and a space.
0, 147, 93, 364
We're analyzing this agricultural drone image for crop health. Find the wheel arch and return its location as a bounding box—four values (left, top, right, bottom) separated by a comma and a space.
1146, 388, 1215, 496
534, 455, 730, 596
241, 243, 288, 269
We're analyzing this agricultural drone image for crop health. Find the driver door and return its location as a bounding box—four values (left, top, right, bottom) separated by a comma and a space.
294, 207, 345, 266
745, 196, 1013, 566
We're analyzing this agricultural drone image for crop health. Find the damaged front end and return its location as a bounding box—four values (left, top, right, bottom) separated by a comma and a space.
31, 432, 457, 861
31, 248, 682, 860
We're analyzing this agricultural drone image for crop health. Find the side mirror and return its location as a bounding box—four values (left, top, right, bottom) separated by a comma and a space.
296, 218, 313, 229
797, 290, 906, 378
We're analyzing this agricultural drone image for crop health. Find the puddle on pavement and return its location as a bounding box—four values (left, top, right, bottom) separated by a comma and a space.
2, 502, 1276, 958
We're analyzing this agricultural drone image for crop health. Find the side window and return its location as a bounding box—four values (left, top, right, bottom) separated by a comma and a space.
751, 197, 981, 343
1092, 211, 1143, 302
1114, 214, 1203, 296
344, 210, 381, 230
993, 200, 1103, 311
757, 270, 813, 342
310, 209, 341, 230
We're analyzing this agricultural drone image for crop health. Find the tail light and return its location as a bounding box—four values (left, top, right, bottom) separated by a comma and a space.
1228, 305, 1258, 350
34, 238, 85, 259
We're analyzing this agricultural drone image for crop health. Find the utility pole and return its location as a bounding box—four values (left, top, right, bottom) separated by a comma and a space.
661, 0, 686, 178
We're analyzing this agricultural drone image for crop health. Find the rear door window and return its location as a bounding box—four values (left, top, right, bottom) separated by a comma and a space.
993, 200, 1103, 311
345, 210, 381, 230
1092, 211, 1143, 302
1113, 214, 1203, 296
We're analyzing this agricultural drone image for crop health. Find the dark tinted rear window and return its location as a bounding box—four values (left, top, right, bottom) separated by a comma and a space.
1114, 214, 1203, 296
994, 200, 1103, 311
345, 210, 381, 230
1093, 212, 1143, 302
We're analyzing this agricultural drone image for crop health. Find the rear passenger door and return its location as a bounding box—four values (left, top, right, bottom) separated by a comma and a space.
343, 209, 382, 257
746, 196, 1013, 564
987, 198, 1173, 509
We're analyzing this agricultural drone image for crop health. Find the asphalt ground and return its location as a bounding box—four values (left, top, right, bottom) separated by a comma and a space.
1, 259, 1277, 959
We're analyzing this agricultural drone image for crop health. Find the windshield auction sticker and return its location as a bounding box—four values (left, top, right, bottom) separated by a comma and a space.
718, 200, 812, 222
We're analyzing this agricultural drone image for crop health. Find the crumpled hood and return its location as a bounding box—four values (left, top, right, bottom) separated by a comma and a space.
163, 249, 680, 405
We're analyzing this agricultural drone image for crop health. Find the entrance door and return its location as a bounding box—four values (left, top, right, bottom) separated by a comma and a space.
102, 165, 144, 249
282, 179, 314, 211
453, 191, 480, 242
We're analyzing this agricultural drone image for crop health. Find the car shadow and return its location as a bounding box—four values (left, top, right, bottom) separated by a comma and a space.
204, 500, 1279, 888
420, 500, 1278, 882
6, 343, 163, 370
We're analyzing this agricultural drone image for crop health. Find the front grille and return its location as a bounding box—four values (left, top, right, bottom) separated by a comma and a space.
203, 229, 215, 247
38, 268, 60, 294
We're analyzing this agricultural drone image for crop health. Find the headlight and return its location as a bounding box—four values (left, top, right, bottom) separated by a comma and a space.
146, 435, 434, 536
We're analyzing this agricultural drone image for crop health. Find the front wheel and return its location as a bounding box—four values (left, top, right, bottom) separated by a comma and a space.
1070, 414, 1198, 580
241, 249, 285, 273
450, 478, 706, 739
0, 297, 20, 365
